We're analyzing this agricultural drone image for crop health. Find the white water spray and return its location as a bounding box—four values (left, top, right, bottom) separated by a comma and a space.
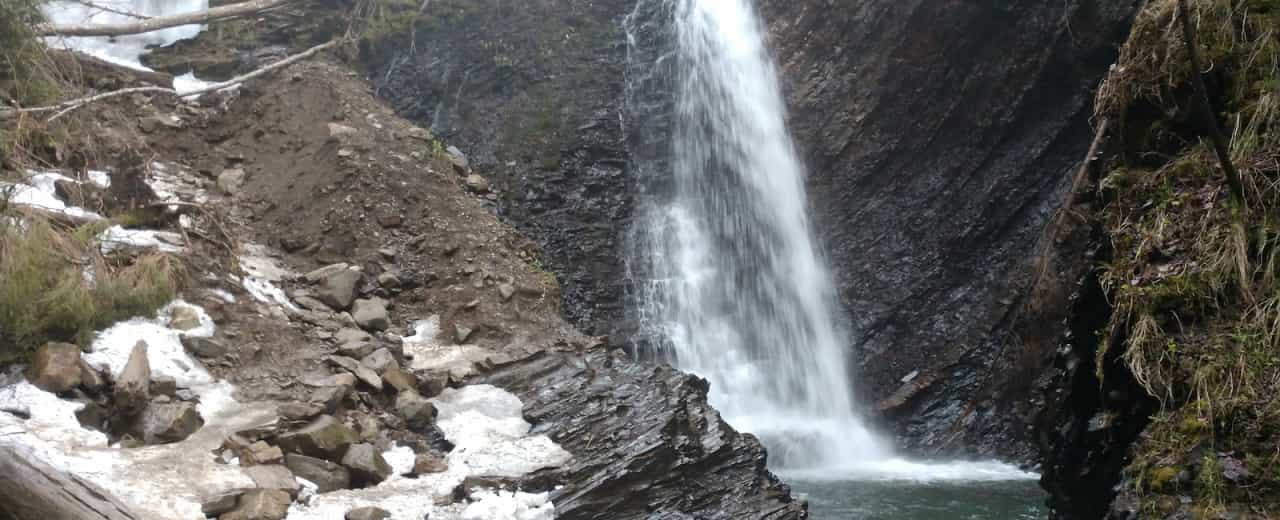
625, 0, 887, 470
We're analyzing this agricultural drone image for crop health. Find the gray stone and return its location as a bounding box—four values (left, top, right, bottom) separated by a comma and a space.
293, 295, 332, 313
464, 174, 490, 193
335, 328, 372, 344
382, 367, 417, 394
202, 491, 242, 516
305, 263, 350, 283
279, 401, 323, 422
337, 341, 375, 359
446, 145, 469, 173
406, 126, 432, 141
78, 360, 106, 393
327, 122, 358, 138
241, 441, 284, 466
340, 443, 392, 487
360, 348, 398, 374
243, 465, 301, 498
285, 453, 351, 493
221, 489, 291, 520
27, 342, 83, 393
327, 356, 382, 390
115, 341, 151, 414
411, 451, 449, 476
376, 272, 401, 289
394, 391, 436, 430
377, 247, 396, 259
351, 299, 389, 331
310, 384, 350, 414
133, 402, 203, 444
150, 376, 178, 397
316, 269, 361, 310
168, 305, 202, 331
346, 506, 391, 520
217, 168, 246, 195
182, 336, 228, 358
498, 283, 516, 301
276, 415, 358, 460
454, 324, 473, 344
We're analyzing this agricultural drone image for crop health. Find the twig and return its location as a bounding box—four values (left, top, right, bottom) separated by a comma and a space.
37, 0, 291, 37
1177, 0, 1246, 208
0, 40, 339, 122
63, 0, 151, 20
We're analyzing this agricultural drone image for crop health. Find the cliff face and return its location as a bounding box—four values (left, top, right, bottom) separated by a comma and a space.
756, 0, 1139, 458
368, 0, 1138, 460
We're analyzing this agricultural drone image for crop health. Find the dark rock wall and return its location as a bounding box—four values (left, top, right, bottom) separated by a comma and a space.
755, 0, 1139, 457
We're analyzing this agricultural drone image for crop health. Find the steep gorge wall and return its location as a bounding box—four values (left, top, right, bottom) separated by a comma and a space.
368, 0, 1138, 460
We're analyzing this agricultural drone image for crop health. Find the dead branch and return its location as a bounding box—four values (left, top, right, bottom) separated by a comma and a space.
1177, 0, 1246, 208
0, 40, 338, 122
38, 0, 290, 37
64, 0, 151, 20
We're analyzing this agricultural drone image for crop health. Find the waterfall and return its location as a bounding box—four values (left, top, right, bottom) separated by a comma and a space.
623, 0, 887, 470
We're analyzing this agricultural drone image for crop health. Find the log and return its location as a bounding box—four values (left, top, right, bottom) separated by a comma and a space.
38, 0, 290, 37
0, 445, 139, 520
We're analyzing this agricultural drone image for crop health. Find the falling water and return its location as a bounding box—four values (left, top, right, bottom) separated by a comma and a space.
624, 0, 887, 470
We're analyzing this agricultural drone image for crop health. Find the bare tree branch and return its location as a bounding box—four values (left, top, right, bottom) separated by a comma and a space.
64, 0, 151, 20
38, 0, 291, 37
0, 40, 339, 122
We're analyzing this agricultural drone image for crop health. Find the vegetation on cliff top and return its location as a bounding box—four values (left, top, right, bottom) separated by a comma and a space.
1096, 0, 1280, 516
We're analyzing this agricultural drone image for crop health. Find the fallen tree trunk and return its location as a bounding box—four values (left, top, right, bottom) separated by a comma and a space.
38, 0, 290, 37
0, 445, 139, 520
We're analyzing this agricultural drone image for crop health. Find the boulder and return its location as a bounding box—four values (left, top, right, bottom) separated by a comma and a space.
202, 490, 242, 517
310, 383, 351, 414
337, 341, 375, 359
181, 336, 228, 358
453, 324, 473, 344
168, 305, 202, 331
115, 341, 151, 414
351, 299, 389, 331
217, 168, 247, 195
243, 465, 300, 498
275, 415, 357, 460
326, 356, 382, 390
278, 401, 323, 422
360, 348, 397, 374
340, 443, 392, 487
305, 263, 350, 283
376, 272, 402, 289
27, 342, 83, 393
316, 269, 361, 311
241, 441, 284, 466
411, 451, 448, 476
150, 376, 178, 397
464, 174, 490, 194
220, 489, 291, 520
335, 328, 372, 344
345, 506, 391, 520
382, 367, 417, 394
394, 391, 436, 430
133, 402, 203, 444
293, 295, 332, 313
498, 283, 516, 301
284, 453, 351, 493
78, 360, 106, 393
446, 145, 469, 173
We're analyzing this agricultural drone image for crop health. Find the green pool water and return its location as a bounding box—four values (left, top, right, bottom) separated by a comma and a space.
789, 479, 1048, 520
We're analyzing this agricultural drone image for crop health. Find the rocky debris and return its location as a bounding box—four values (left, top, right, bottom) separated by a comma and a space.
202, 491, 241, 517
305, 263, 350, 283
474, 349, 806, 519
275, 415, 358, 460
217, 168, 247, 195
181, 336, 228, 358
381, 367, 416, 394
340, 443, 392, 487
327, 122, 358, 139
376, 214, 402, 229
445, 146, 469, 173
115, 341, 151, 414
326, 356, 382, 390
27, 342, 84, 393
375, 272, 401, 289
498, 283, 516, 301
150, 376, 178, 397
132, 402, 203, 444
243, 465, 301, 498
310, 375, 354, 413
168, 305, 203, 331
241, 441, 285, 466
315, 268, 361, 311
337, 341, 375, 359
351, 298, 389, 331
345, 506, 391, 520
411, 451, 448, 476
393, 391, 436, 430
278, 401, 323, 422
360, 348, 397, 373
463, 174, 490, 194
293, 295, 331, 313
335, 328, 372, 345
285, 453, 351, 493
220, 489, 291, 520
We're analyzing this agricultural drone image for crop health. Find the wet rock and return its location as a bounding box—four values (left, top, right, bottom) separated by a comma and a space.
416, 371, 447, 398
351, 299, 389, 331
411, 451, 448, 476
340, 443, 392, 487
360, 348, 397, 374
285, 453, 351, 493
382, 367, 417, 394
133, 402, 203, 444
182, 336, 228, 358
243, 465, 301, 498
74, 400, 108, 431
168, 305, 202, 331
464, 174, 490, 194
217, 168, 247, 195
345, 506, 391, 520
115, 341, 151, 414
150, 376, 178, 397
335, 328, 372, 344
394, 391, 436, 430
220, 489, 291, 520
316, 269, 361, 311
337, 341, 376, 359
27, 342, 83, 393
275, 415, 358, 460
241, 441, 284, 466
474, 349, 805, 519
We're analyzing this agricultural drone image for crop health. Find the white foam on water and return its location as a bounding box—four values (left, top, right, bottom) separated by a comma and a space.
778, 459, 1039, 484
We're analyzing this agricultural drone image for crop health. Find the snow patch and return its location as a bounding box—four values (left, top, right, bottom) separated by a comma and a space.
98, 225, 186, 254
82, 300, 214, 388
3, 171, 103, 219
239, 244, 299, 311
462, 490, 556, 520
